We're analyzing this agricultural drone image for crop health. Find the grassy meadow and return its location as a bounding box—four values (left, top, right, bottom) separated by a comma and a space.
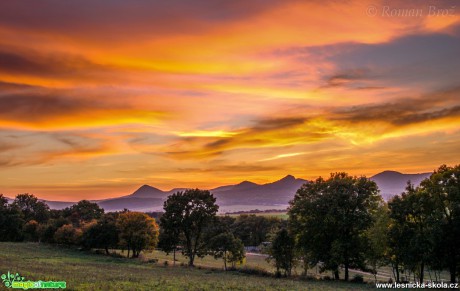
0, 242, 376, 290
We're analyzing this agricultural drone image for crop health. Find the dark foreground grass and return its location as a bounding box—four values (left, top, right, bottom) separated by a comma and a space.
0, 242, 375, 290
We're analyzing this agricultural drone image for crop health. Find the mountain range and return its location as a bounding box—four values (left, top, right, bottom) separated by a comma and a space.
6, 171, 432, 212
370, 170, 431, 200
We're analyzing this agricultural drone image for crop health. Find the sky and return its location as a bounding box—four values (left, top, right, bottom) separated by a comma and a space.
1, 0, 459, 201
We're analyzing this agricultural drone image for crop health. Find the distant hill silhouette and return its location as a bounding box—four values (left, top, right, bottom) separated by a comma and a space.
95, 185, 186, 212
370, 170, 431, 200
4, 171, 433, 212
213, 175, 306, 206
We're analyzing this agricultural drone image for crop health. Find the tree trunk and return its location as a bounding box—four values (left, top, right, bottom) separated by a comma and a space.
173, 248, 176, 266
303, 258, 308, 276
345, 261, 349, 281
223, 251, 227, 271
105, 247, 109, 255
450, 266, 456, 283
450, 260, 457, 283
419, 261, 424, 283
334, 270, 339, 280
127, 247, 130, 258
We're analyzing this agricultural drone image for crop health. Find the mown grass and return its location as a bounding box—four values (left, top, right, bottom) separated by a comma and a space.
0, 242, 375, 290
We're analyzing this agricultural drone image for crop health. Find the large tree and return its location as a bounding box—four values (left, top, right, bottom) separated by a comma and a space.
161, 189, 219, 266
68, 200, 104, 226
0, 194, 23, 241
388, 183, 438, 283
81, 212, 119, 254
12, 193, 49, 223
116, 211, 159, 258
419, 164, 460, 283
289, 172, 381, 281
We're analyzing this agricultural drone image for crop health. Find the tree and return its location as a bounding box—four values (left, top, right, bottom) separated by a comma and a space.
81, 213, 119, 254
289, 173, 381, 281
158, 209, 192, 266
161, 189, 219, 266
158, 229, 181, 265
38, 216, 70, 243
419, 164, 460, 283
68, 200, 104, 226
54, 224, 82, 245
388, 183, 439, 283
23, 220, 40, 242
209, 232, 245, 270
0, 194, 24, 241
365, 203, 390, 283
116, 212, 159, 258
267, 228, 296, 277
232, 214, 283, 246
12, 193, 49, 223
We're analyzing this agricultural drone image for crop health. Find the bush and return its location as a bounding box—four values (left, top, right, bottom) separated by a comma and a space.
351, 274, 364, 283
304, 275, 317, 280
238, 266, 271, 277
54, 224, 81, 245
23, 220, 39, 242
109, 252, 125, 259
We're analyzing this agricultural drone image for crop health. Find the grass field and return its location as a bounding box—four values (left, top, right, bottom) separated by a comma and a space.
146, 250, 394, 282
0, 242, 376, 290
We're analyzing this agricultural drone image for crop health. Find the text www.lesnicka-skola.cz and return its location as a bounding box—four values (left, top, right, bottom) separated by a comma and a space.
376, 281, 459, 289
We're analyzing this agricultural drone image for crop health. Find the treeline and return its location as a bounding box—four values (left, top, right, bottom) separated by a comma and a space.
1, 164, 458, 283
0, 196, 158, 258
0, 190, 284, 270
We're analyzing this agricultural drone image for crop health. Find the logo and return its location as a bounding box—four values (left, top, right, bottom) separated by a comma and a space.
1, 272, 66, 289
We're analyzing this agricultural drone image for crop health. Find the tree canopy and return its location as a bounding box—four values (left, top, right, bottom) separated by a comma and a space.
116, 211, 159, 258
161, 189, 219, 266
289, 172, 381, 281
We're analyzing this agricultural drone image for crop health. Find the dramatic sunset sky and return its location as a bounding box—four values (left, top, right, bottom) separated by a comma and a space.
1, 0, 459, 201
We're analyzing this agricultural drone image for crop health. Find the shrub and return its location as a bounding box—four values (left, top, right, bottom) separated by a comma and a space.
54, 224, 81, 245
237, 266, 271, 277
109, 252, 125, 259
351, 274, 364, 283
23, 220, 39, 242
